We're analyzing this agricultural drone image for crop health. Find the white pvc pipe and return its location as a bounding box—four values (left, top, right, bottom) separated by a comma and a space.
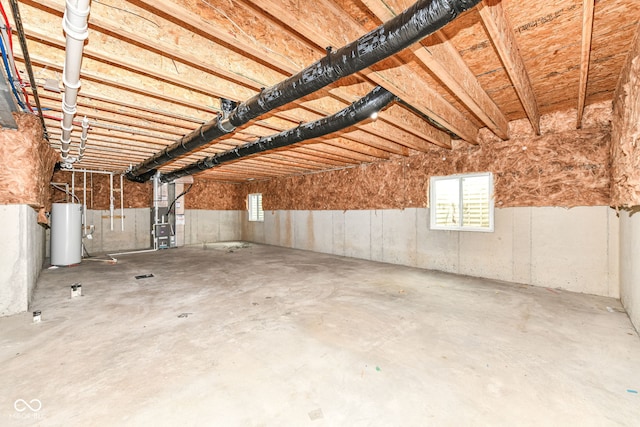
109, 172, 114, 231
108, 248, 157, 257
153, 173, 160, 250
120, 174, 124, 232
60, 0, 90, 163
78, 116, 89, 160
73, 168, 112, 175
83, 169, 87, 233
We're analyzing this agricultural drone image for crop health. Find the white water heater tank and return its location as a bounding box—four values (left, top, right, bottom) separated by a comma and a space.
51, 203, 82, 266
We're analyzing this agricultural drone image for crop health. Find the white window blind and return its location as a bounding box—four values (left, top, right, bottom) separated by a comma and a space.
248, 193, 264, 222
430, 173, 494, 232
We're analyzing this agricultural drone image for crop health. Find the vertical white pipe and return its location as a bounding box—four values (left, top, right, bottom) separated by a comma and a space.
78, 116, 89, 160
152, 173, 159, 250
60, 0, 90, 162
109, 172, 114, 231
83, 169, 87, 233
71, 169, 75, 199
120, 174, 124, 232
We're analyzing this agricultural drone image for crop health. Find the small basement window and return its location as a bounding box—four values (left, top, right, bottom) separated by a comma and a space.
429, 172, 494, 232
248, 193, 264, 222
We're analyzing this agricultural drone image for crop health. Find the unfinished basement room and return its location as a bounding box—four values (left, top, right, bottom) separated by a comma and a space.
1, 0, 640, 424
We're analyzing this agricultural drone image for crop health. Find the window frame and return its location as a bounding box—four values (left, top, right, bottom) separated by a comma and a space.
247, 193, 264, 222
429, 172, 494, 232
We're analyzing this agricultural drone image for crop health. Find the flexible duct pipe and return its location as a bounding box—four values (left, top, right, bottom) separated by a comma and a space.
60, 0, 90, 163
126, 0, 480, 182
160, 86, 395, 183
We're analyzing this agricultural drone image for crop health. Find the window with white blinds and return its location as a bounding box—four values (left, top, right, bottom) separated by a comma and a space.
248, 193, 264, 222
429, 173, 494, 232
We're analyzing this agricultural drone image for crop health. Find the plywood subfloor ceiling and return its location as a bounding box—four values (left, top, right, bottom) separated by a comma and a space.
5, 0, 640, 182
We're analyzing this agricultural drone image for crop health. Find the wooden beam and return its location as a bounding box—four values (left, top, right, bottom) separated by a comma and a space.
22, 11, 409, 159
18, 55, 219, 115
46, 126, 175, 147
478, 0, 541, 134
44, 117, 176, 142
240, 0, 474, 143
577, 0, 595, 128
26, 0, 264, 91
67, 91, 206, 124
40, 101, 188, 137
35, 90, 198, 130
21, 25, 253, 105
360, 0, 509, 140
131, 0, 453, 147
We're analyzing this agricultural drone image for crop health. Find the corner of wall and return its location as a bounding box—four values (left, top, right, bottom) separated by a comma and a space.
619, 209, 640, 333
0, 204, 46, 317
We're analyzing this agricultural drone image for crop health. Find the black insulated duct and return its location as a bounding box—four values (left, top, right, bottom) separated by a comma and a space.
125, 0, 481, 182
160, 86, 396, 183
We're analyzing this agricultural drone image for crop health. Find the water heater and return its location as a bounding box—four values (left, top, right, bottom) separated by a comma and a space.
51, 203, 82, 266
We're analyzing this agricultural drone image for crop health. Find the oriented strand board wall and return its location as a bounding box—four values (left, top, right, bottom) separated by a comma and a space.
50, 173, 244, 210
0, 114, 57, 219
611, 23, 640, 207
185, 179, 245, 210
246, 104, 612, 210
52, 171, 152, 209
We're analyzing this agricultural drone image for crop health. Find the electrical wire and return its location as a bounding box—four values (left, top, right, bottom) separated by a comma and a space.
167, 183, 193, 214
8, 0, 47, 137
0, 36, 26, 109
0, 4, 12, 52
0, 2, 33, 112
51, 183, 80, 203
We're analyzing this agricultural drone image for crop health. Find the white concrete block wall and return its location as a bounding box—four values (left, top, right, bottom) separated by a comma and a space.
185, 210, 242, 245
242, 206, 620, 298
63, 209, 243, 254
81, 208, 151, 254
0, 205, 46, 316
47, 209, 243, 254
620, 210, 640, 332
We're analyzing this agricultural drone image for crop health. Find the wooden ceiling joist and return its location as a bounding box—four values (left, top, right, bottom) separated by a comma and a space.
131, 0, 453, 148
30, 0, 447, 154
577, 0, 596, 128
357, 0, 509, 140
18, 54, 220, 115
68, 90, 207, 125
40, 102, 188, 137
35, 91, 200, 131
236, 0, 478, 143
9, 0, 639, 181
478, 0, 541, 134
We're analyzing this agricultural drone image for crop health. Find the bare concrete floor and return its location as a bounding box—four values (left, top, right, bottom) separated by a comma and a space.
1, 243, 639, 426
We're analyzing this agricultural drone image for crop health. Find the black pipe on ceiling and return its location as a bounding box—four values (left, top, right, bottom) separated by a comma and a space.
160, 86, 396, 183
125, 0, 480, 182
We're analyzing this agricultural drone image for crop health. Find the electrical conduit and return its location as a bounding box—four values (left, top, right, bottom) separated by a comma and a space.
126, 0, 481, 182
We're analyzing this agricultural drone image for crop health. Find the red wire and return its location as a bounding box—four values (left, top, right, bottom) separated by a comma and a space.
0, 3, 33, 112
0, 3, 13, 52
